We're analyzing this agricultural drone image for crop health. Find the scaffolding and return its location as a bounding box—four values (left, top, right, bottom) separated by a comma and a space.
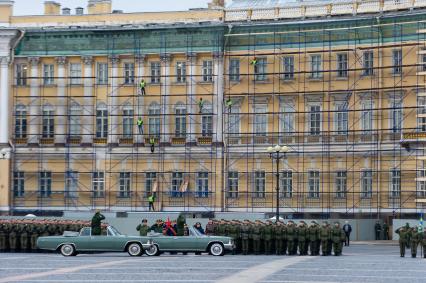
8, 9, 426, 218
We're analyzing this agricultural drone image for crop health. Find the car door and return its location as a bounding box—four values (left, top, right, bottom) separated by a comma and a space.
73, 228, 92, 250
90, 228, 123, 251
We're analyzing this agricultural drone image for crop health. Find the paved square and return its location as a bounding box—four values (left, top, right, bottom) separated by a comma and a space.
0, 244, 424, 283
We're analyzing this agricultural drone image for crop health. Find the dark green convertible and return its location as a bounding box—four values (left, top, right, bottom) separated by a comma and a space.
37, 226, 153, 256
145, 226, 234, 256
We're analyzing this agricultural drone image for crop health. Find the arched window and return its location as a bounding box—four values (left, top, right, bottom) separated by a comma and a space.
175, 103, 186, 137
69, 103, 81, 137
96, 103, 108, 138
201, 101, 213, 137
122, 104, 134, 138
148, 103, 161, 138
15, 104, 27, 139
42, 104, 55, 138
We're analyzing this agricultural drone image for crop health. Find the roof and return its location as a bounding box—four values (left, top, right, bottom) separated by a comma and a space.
226, 0, 346, 9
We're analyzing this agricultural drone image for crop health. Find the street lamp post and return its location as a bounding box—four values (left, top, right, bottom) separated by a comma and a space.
267, 145, 289, 223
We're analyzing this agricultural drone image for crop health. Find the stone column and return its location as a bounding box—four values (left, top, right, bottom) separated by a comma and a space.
109, 55, 120, 145
187, 52, 197, 145
160, 54, 171, 145
55, 56, 67, 145
213, 51, 224, 146
0, 56, 9, 145
82, 56, 93, 145
136, 54, 146, 144
28, 57, 40, 146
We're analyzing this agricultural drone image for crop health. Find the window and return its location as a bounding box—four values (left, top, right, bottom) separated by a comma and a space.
229, 58, 240, 81
310, 55, 322, 78
361, 170, 373, 198
150, 62, 161, 83
308, 105, 321, 136
13, 171, 25, 197
42, 105, 55, 139
69, 63, 82, 85
175, 104, 187, 137
392, 49, 402, 75
201, 102, 213, 137
335, 171, 347, 198
124, 63, 135, 84
390, 100, 402, 133
148, 103, 161, 138
228, 106, 240, 136
418, 97, 426, 132
282, 56, 294, 80
254, 58, 267, 81
43, 64, 54, 85
308, 170, 320, 198
363, 51, 374, 76
254, 105, 267, 137
96, 63, 108, 84
227, 171, 239, 198
96, 104, 108, 138
202, 60, 213, 82
337, 53, 348, 77
119, 172, 131, 198
16, 63, 27, 86
176, 62, 186, 83
145, 172, 157, 195
254, 171, 265, 198
361, 100, 373, 134
171, 172, 183, 198
280, 171, 292, 198
335, 103, 348, 135
417, 164, 426, 197
15, 105, 27, 139
422, 54, 426, 71
69, 104, 81, 138
122, 107, 134, 138
280, 102, 295, 135
39, 171, 52, 198
196, 172, 209, 198
92, 172, 105, 198
65, 171, 78, 198
390, 169, 401, 198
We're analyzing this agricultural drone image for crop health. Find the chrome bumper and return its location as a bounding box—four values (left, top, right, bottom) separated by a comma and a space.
224, 243, 235, 251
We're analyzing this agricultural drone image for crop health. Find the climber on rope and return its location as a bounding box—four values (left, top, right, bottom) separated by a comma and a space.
198, 97, 204, 114
139, 79, 146, 95
137, 118, 144, 135
149, 137, 155, 153
250, 57, 258, 66
225, 97, 233, 112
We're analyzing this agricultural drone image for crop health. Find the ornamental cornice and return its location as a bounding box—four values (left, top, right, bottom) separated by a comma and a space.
82, 56, 93, 65
28, 56, 40, 65
55, 56, 67, 65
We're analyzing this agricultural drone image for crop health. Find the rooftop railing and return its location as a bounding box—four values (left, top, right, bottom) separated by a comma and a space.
225, 0, 425, 22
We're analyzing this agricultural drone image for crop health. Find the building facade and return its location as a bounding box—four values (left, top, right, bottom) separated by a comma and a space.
1, 0, 426, 218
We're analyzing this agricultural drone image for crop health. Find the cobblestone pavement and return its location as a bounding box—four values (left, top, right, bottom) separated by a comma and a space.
0, 244, 424, 283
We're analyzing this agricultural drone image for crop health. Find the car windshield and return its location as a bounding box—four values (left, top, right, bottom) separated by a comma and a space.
190, 226, 205, 237
108, 226, 122, 236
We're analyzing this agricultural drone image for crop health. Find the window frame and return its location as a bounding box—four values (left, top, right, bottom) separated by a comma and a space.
308, 170, 320, 199
96, 104, 108, 139
43, 64, 55, 85
119, 172, 131, 198
175, 61, 187, 83
96, 62, 108, 85
229, 58, 240, 81
202, 60, 213, 82
13, 171, 25, 198
227, 171, 239, 198
253, 171, 266, 198
123, 62, 135, 85
15, 105, 27, 139
148, 103, 161, 138
16, 63, 27, 86
196, 172, 209, 198
310, 54, 322, 79
92, 171, 105, 198
39, 171, 52, 198
150, 61, 161, 84
69, 63, 82, 85
336, 53, 348, 78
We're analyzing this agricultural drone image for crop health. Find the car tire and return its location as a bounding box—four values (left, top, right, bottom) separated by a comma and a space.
145, 244, 159, 256
60, 244, 76, 257
127, 243, 143, 257
209, 243, 224, 256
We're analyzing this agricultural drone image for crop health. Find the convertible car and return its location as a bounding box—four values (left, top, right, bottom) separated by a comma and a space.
145, 226, 234, 256
37, 226, 153, 257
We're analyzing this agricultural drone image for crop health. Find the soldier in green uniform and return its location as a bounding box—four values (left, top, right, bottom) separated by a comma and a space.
320, 221, 331, 256
91, 210, 106, 236
410, 227, 421, 258
405, 223, 411, 248
228, 221, 240, 255
252, 220, 262, 255
240, 220, 251, 255
150, 219, 164, 233
374, 221, 382, 240
297, 221, 308, 255
421, 227, 426, 258
395, 225, 408, 257
20, 222, 31, 252
282, 222, 288, 255
30, 222, 41, 252
331, 222, 345, 256
274, 221, 284, 255
308, 221, 320, 256
263, 220, 274, 255
383, 221, 389, 240
9, 222, 17, 252
136, 219, 150, 236
0, 221, 6, 252
286, 220, 296, 255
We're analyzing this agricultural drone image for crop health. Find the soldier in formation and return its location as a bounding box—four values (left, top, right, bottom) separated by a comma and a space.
0, 219, 93, 253
210, 219, 346, 256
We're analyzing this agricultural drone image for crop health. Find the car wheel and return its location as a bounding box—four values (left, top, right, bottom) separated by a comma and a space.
145, 244, 159, 256
127, 243, 143, 257
60, 244, 76, 257
209, 243, 224, 256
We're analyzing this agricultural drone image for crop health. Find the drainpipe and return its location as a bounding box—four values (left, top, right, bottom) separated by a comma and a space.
376, 16, 383, 220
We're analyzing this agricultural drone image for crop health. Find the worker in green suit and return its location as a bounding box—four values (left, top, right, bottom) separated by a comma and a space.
320, 221, 331, 256
263, 220, 274, 255
176, 214, 186, 236
308, 221, 320, 256
410, 227, 421, 258
136, 219, 150, 236
286, 220, 296, 255
331, 222, 345, 256
395, 225, 408, 257
240, 220, 251, 255
91, 210, 105, 236
139, 79, 146, 95
252, 220, 262, 255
